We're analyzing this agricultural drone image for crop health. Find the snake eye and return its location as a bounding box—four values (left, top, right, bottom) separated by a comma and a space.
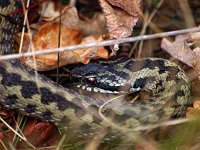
85, 77, 96, 85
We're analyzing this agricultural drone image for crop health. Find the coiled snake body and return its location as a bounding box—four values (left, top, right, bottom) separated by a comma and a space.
0, 0, 191, 139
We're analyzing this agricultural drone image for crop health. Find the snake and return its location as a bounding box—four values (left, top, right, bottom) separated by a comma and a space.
0, 0, 192, 141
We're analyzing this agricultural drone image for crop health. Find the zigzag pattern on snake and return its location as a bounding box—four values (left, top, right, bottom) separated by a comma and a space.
0, 0, 192, 139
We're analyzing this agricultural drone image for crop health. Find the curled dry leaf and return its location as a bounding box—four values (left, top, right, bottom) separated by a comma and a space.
62, 36, 109, 65
17, 22, 108, 71
21, 22, 79, 70
41, 1, 80, 28
98, 0, 141, 39
41, 0, 106, 36
107, 0, 141, 16
161, 32, 200, 78
40, 0, 60, 21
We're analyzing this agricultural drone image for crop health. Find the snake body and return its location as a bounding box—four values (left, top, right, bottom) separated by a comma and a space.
0, 0, 191, 140
0, 0, 104, 132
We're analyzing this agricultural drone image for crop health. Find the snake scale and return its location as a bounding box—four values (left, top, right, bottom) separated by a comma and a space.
0, 0, 191, 141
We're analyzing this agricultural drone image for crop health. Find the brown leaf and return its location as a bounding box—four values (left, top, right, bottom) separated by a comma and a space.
17, 22, 80, 70
17, 22, 109, 71
22, 120, 58, 147
41, 1, 106, 36
107, 0, 141, 16
161, 32, 200, 76
73, 36, 109, 64
32, 21, 80, 65
33, 22, 80, 51
99, 0, 141, 39
40, 0, 60, 21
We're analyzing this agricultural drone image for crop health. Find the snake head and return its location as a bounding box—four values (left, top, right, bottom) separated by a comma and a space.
71, 60, 129, 94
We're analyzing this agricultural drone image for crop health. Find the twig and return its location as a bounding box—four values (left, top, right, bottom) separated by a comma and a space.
178, 0, 196, 28
69, 0, 77, 7
0, 26, 200, 61
129, 0, 165, 57
56, 134, 66, 150
0, 117, 36, 149
19, 0, 31, 53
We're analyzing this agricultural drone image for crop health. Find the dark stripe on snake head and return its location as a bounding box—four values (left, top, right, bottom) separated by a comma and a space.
142, 59, 160, 70
123, 59, 159, 72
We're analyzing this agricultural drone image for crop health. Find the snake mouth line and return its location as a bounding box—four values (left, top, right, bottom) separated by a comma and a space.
77, 84, 130, 95
77, 84, 120, 93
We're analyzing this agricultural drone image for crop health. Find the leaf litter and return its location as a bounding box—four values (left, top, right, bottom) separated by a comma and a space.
1, 0, 200, 149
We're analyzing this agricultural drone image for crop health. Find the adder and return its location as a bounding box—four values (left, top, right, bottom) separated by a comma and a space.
0, 0, 191, 140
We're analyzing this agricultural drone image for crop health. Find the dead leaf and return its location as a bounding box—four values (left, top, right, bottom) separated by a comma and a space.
40, 0, 60, 21
41, 1, 106, 36
98, 0, 141, 39
72, 36, 109, 64
33, 22, 80, 49
161, 32, 200, 79
107, 0, 141, 16
32, 21, 80, 64
17, 22, 109, 71
22, 120, 58, 147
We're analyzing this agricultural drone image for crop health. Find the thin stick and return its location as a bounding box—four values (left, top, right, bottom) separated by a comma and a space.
69, 0, 76, 7
0, 117, 36, 149
0, 26, 200, 61
19, 0, 30, 53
